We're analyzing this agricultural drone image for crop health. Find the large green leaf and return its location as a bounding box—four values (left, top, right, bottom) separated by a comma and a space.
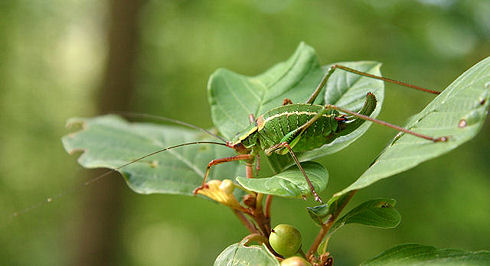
336, 56, 490, 197
62, 115, 244, 195
362, 244, 490, 265
214, 242, 279, 266
236, 162, 328, 199
327, 199, 400, 237
208, 42, 325, 140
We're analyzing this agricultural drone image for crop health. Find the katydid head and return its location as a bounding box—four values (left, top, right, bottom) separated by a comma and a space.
227, 123, 260, 154
226, 141, 250, 154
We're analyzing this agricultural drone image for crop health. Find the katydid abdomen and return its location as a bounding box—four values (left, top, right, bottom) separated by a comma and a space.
232, 92, 377, 157
255, 104, 341, 152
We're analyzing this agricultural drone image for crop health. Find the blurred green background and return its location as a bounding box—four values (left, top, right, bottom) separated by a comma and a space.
0, 0, 489, 265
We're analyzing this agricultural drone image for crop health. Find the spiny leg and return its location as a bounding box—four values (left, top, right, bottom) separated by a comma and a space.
193, 154, 255, 194
306, 64, 440, 104
325, 104, 448, 142
267, 142, 323, 203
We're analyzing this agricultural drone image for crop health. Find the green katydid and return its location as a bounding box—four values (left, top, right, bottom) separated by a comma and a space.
190, 64, 447, 203
58, 65, 448, 206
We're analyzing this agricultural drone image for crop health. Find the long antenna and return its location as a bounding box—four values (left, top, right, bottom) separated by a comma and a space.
4, 141, 228, 226
116, 111, 227, 143
109, 141, 228, 171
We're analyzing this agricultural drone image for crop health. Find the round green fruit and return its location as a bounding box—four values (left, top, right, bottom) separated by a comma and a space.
280, 256, 310, 266
269, 224, 302, 257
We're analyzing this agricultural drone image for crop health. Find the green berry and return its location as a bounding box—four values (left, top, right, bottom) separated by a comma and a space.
280, 256, 311, 266
269, 224, 302, 257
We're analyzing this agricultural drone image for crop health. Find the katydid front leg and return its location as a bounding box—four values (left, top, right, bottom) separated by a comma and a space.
193, 154, 255, 195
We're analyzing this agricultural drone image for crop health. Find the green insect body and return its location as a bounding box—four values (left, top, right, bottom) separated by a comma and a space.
260, 105, 340, 154
229, 93, 377, 156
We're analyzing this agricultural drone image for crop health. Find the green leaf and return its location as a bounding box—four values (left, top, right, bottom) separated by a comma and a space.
62, 115, 244, 195
236, 162, 328, 199
327, 199, 400, 237
362, 244, 490, 265
214, 242, 279, 266
336, 56, 490, 197
208, 42, 325, 140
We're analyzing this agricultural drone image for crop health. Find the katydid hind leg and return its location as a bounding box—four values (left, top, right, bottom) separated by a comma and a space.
330, 64, 441, 95
337, 92, 377, 136
325, 103, 448, 142
306, 64, 440, 105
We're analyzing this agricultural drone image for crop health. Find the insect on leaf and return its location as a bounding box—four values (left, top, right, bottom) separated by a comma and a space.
62, 115, 244, 195
361, 244, 490, 265
335, 56, 490, 198
209, 42, 385, 172
236, 162, 328, 199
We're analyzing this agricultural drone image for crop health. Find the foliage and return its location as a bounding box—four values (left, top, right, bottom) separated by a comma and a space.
62, 43, 489, 265
62, 115, 243, 195
2, 1, 489, 265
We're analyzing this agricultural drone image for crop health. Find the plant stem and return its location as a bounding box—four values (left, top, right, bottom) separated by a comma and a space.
307, 223, 329, 259
242, 162, 272, 236
246, 162, 254, 179
241, 233, 268, 246
256, 193, 264, 210
306, 190, 357, 258
265, 195, 273, 219
233, 209, 258, 234
249, 208, 271, 237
